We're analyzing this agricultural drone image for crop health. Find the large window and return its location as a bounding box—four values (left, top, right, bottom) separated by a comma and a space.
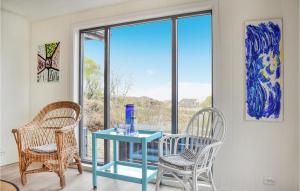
110, 20, 172, 161
79, 11, 212, 163
178, 15, 212, 133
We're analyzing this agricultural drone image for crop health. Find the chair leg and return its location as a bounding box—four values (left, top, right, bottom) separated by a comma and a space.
74, 155, 83, 174
21, 172, 27, 185
155, 167, 164, 191
209, 171, 216, 191
192, 173, 198, 191
58, 158, 66, 188
59, 174, 66, 188
20, 160, 29, 185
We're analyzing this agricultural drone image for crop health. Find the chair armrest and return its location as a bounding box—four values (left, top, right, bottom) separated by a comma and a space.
194, 141, 223, 172
55, 124, 78, 156
12, 121, 39, 152
159, 133, 188, 157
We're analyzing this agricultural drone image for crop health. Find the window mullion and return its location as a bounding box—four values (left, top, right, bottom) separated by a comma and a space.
171, 18, 178, 134
78, 32, 86, 159
104, 27, 111, 163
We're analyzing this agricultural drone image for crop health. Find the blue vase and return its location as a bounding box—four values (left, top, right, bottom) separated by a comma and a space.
125, 104, 135, 134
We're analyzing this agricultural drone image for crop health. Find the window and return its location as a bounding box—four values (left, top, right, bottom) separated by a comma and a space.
110, 20, 172, 132
110, 20, 172, 161
178, 15, 212, 133
80, 29, 105, 163
79, 11, 212, 164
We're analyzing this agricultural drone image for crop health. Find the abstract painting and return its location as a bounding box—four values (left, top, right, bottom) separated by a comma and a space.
37, 42, 60, 82
245, 19, 283, 121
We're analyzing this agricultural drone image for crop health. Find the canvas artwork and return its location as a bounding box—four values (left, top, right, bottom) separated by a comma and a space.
37, 42, 60, 82
245, 19, 283, 121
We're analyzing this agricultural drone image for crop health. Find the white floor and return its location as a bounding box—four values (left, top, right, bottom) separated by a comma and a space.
0, 163, 181, 191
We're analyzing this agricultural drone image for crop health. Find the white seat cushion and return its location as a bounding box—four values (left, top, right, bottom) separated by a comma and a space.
159, 145, 208, 171
159, 154, 195, 171
30, 143, 57, 153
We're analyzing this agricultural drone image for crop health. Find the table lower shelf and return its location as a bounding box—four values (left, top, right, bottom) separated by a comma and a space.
95, 161, 158, 184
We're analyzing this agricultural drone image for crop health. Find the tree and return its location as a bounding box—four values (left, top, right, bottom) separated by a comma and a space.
83, 57, 133, 131
84, 57, 103, 100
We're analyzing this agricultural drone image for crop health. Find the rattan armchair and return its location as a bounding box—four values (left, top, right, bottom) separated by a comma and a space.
156, 108, 226, 191
12, 101, 83, 188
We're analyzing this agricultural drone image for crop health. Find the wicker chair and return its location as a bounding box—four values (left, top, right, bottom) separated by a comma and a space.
156, 108, 226, 191
12, 101, 83, 188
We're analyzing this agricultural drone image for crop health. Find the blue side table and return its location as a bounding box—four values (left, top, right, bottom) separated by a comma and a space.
92, 128, 162, 191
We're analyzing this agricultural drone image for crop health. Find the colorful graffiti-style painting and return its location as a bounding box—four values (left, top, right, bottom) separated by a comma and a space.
245, 19, 283, 121
37, 42, 60, 82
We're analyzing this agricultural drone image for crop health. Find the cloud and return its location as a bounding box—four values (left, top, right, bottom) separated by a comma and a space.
128, 82, 211, 101
146, 69, 155, 75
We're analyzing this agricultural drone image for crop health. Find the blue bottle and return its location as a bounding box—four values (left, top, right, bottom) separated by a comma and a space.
125, 104, 135, 134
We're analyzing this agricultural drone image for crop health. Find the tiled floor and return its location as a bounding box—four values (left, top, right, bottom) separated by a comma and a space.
0, 163, 181, 191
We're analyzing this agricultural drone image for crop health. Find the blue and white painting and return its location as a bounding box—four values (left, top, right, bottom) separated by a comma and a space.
245, 19, 283, 121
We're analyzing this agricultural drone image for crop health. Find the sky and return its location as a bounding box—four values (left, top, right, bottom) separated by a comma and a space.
84, 14, 212, 101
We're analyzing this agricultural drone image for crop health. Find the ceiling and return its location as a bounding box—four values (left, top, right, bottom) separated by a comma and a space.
2, 0, 136, 21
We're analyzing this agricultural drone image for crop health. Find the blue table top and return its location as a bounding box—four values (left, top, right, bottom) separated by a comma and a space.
93, 128, 162, 143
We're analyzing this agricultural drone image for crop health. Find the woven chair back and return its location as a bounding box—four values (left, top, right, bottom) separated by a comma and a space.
32, 101, 81, 147
184, 108, 226, 154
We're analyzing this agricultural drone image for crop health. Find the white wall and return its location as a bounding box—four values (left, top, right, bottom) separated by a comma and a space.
1, 10, 30, 165
0, 1, 3, 163
25, 0, 300, 190
215, 0, 299, 190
